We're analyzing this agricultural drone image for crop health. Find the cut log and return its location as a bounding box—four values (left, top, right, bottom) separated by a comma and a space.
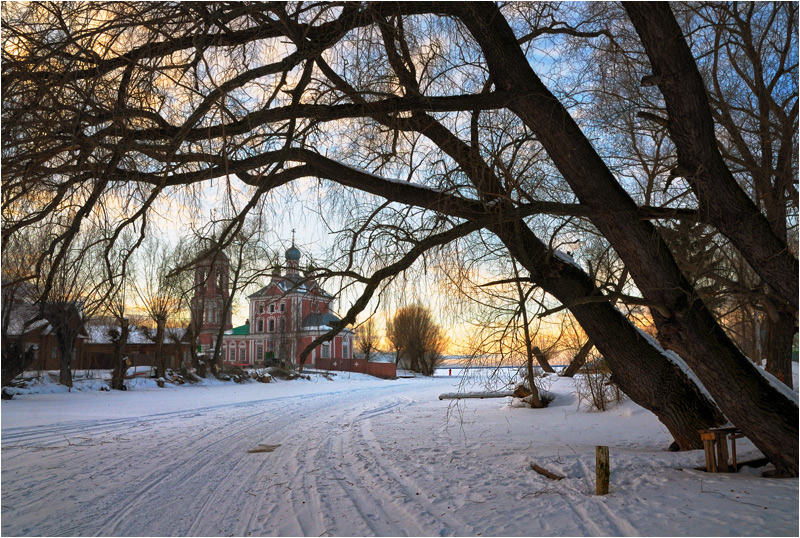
438, 391, 514, 400
531, 463, 565, 480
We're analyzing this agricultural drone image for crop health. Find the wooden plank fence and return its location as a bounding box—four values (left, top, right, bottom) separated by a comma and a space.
315, 357, 396, 378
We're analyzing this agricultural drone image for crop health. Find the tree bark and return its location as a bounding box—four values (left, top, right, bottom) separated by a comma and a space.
765, 309, 796, 389
562, 340, 593, 378
58, 340, 74, 388
154, 317, 166, 378
111, 318, 129, 390
531, 346, 555, 374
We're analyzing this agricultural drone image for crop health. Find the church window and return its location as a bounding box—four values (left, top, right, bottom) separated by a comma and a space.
258, 303, 264, 314
256, 344, 263, 362
321, 342, 330, 359
238, 343, 246, 362
280, 302, 286, 312
279, 317, 286, 332
269, 303, 275, 313
257, 319, 264, 332
229, 345, 235, 362
342, 339, 349, 359
268, 319, 275, 332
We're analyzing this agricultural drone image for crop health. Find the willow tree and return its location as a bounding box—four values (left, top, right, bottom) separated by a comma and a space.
3, 2, 796, 473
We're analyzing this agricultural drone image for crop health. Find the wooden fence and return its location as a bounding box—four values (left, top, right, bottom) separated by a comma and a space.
314, 357, 396, 378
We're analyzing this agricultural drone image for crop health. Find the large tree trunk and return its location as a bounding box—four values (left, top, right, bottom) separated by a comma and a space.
763, 308, 795, 388
624, 2, 798, 312
458, 4, 798, 475
58, 338, 75, 388
562, 340, 593, 378
111, 318, 129, 390
493, 222, 726, 449
154, 317, 166, 378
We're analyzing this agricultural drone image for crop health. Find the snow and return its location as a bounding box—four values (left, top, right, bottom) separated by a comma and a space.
635, 327, 719, 406
2, 370, 797, 536
552, 248, 583, 270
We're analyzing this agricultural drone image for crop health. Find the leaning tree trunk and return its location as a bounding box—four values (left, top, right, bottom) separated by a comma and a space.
764, 308, 795, 389
562, 340, 593, 378
531, 346, 556, 374
457, 3, 798, 475
493, 222, 727, 449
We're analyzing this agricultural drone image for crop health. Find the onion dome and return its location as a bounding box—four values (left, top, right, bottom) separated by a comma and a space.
286, 244, 301, 262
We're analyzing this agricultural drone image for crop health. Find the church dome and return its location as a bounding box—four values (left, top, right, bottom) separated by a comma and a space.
286, 244, 301, 262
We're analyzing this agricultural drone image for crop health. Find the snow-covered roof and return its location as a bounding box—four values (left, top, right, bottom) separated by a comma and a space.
249, 273, 332, 300
4, 303, 51, 336
302, 312, 341, 329
84, 324, 186, 345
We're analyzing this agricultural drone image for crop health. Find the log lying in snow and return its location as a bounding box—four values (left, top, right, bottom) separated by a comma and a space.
438, 391, 515, 400
531, 463, 565, 481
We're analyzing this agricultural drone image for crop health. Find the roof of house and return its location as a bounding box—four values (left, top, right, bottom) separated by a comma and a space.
301, 312, 341, 329
248, 275, 332, 300
4, 303, 51, 336
225, 323, 250, 336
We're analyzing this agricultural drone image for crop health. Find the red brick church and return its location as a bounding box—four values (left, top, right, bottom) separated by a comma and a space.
191, 242, 353, 368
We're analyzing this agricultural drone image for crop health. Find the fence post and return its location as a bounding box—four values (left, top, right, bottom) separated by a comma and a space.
596, 446, 609, 495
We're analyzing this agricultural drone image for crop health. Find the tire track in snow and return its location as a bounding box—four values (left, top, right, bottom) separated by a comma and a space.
255, 394, 409, 536
184, 401, 329, 537
351, 415, 474, 536
92, 404, 290, 536
3, 380, 447, 537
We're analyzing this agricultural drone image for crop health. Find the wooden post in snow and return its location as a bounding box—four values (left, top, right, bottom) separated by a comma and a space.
596, 446, 609, 495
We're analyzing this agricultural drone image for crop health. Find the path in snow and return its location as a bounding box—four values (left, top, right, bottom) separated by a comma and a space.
2, 374, 797, 536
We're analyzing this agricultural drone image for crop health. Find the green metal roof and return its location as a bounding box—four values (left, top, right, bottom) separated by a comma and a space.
229, 323, 249, 335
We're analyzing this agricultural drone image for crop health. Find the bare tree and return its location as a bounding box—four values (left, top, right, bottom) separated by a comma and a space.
387, 305, 446, 376
354, 318, 380, 361
133, 238, 184, 379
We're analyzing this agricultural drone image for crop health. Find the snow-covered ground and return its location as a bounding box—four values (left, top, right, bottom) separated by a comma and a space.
1, 370, 797, 536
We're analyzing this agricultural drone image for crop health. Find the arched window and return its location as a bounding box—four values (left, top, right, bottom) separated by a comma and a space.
268, 319, 275, 332
342, 339, 349, 359
321, 342, 330, 358
257, 319, 264, 332
269, 303, 275, 313
278, 317, 286, 332
258, 303, 264, 314
229, 344, 235, 362
280, 302, 286, 312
